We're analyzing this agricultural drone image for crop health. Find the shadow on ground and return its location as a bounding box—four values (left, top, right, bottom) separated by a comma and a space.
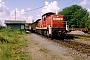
52, 34, 78, 40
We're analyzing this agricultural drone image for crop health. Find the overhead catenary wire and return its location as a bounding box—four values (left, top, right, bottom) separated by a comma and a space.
13, 0, 76, 15
14, 0, 76, 13
25, 6, 45, 12
60, 0, 77, 16
16, 0, 75, 13
28, 0, 75, 12
25, 0, 61, 12
24, 0, 77, 21
65, 0, 76, 7
14, 0, 76, 20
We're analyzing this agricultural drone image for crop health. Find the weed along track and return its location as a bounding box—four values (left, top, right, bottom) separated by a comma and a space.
68, 34, 90, 38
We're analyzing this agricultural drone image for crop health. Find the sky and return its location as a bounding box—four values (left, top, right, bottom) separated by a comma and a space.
0, 0, 90, 26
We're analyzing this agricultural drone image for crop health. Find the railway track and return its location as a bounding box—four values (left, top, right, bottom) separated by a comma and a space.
37, 33, 90, 56
52, 39, 90, 56
43, 34, 90, 56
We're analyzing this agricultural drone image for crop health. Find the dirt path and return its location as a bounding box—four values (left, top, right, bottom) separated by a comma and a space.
25, 33, 90, 60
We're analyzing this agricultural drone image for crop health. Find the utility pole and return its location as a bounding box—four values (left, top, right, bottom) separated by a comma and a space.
15, 10, 16, 20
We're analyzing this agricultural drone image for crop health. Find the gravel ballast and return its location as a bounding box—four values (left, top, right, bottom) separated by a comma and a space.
30, 33, 90, 60
68, 30, 85, 35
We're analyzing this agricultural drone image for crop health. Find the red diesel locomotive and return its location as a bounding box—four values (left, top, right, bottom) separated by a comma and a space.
35, 12, 68, 38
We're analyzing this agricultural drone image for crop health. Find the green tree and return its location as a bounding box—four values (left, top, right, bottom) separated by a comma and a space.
58, 4, 89, 28
86, 16, 90, 28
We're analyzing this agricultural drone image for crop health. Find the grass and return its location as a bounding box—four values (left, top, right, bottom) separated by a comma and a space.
0, 28, 28, 60
39, 48, 48, 53
77, 36, 90, 41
